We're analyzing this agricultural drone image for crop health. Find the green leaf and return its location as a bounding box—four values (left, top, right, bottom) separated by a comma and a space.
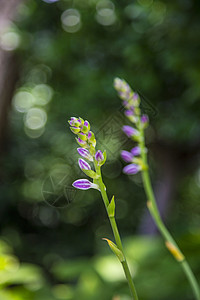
107, 195, 115, 217
103, 238, 125, 262
82, 169, 100, 179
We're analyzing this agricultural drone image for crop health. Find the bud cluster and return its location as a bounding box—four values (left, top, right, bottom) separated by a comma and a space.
69, 117, 96, 149
114, 78, 149, 175
68, 116, 106, 191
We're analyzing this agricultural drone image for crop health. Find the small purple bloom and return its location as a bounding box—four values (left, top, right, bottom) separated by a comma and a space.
122, 125, 137, 137
77, 148, 93, 161
123, 164, 140, 175
141, 114, 149, 124
72, 179, 99, 190
95, 150, 104, 163
78, 159, 91, 170
124, 110, 133, 117
131, 146, 141, 156
121, 150, 133, 162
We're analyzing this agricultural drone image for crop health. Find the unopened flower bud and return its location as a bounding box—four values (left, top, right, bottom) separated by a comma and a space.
123, 163, 141, 175
95, 150, 104, 163
72, 179, 99, 190
122, 125, 139, 138
70, 126, 81, 134
76, 137, 87, 147
78, 158, 91, 170
124, 110, 133, 117
78, 117, 84, 126
78, 132, 87, 141
121, 150, 133, 162
68, 117, 81, 127
82, 120, 90, 133
77, 148, 93, 161
131, 146, 141, 156
132, 93, 140, 107
87, 131, 96, 146
141, 114, 149, 128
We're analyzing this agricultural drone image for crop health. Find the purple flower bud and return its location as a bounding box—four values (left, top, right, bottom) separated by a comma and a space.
72, 179, 99, 190
141, 114, 149, 124
123, 100, 128, 107
121, 150, 133, 162
70, 126, 80, 134
123, 164, 141, 175
78, 158, 91, 170
78, 132, 87, 141
78, 117, 84, 125
124, 110, 133, 117
87, 131, 92, 139
131, 146, 141, 156
122, 125, 138, 138
77, 137, 87, 146
68, 117, 80, 127
133, 93, 139, 101
82, 120, 91, 133
77, 148, 93, 161
95, 150, 104, 163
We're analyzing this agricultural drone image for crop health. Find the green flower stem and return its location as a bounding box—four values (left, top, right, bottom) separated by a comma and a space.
94, 162, 139, 300
139, 129, 200, 300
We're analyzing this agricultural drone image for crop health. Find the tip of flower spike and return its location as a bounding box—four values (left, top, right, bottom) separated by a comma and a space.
114, 77, 123, 90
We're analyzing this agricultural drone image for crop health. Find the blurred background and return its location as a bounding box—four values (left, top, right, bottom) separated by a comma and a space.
0, 0, 200, 299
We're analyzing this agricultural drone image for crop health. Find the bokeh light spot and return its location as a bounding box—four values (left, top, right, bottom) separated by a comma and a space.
96, 0, 116, 26
25, 108, 47, 130
13, 91, 34, 113
32, 84, 53, 105
0, 31, 21, 51
61, 9, 81, 33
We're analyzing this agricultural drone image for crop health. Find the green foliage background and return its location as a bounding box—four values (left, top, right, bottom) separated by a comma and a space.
0, 0, 200, 299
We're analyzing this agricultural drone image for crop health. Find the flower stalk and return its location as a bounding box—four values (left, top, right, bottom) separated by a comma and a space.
115, 78, 200, 300
68, 116, 139, 300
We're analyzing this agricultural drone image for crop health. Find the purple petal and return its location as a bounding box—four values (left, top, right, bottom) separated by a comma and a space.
121, 150, 133, 162
131, 146, 141, 156
122, 125, 137, 137
72, 179, 92, 190
123, 164, 140, 175
78, 158, 91, 170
